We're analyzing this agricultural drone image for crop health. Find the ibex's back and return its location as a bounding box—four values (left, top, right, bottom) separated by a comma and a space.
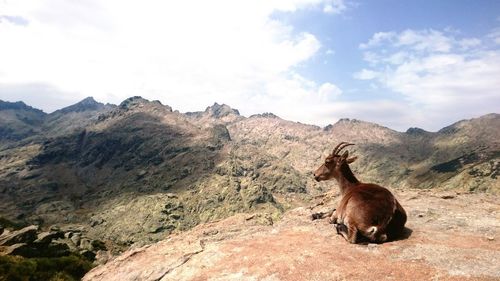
337, 183, 406, 242
313, 142, 407, 243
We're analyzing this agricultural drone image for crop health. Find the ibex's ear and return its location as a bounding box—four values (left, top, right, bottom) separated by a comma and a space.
346, 156, 358, 164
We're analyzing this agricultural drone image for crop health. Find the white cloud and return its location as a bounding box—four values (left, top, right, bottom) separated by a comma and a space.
326, 48, 335, 55
360, 29, 458, 53
396, 29, 452, 52
323, 0, 346, 14
487, 28, 500, 45
353, 69, 379, 80
318, 82, 342, 99
356, 28, 500, 131
359, 31, 396, 49
459, 38, 481, 49
0, 0, 345, 124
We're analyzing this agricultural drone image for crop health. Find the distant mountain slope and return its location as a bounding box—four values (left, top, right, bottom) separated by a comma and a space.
0, 96, 498, 249
0, 100, 46, 145
42, 97, 116, 137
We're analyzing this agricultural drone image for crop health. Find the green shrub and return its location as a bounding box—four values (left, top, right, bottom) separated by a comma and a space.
0, 254, 93, 281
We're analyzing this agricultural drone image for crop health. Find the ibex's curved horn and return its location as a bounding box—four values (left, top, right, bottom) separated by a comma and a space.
332, 142, 347, 155
332, 142, 355, 155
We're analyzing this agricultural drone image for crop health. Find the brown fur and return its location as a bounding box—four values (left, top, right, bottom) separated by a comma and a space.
313, 142, 407, 243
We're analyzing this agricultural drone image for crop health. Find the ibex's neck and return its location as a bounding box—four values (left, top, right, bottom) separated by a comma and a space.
336, 163, 359, 194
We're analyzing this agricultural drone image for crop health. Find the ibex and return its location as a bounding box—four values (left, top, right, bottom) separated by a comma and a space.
313, 142, 407, 243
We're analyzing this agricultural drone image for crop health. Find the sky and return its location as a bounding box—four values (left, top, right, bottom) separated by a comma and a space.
0, 0, 499, 131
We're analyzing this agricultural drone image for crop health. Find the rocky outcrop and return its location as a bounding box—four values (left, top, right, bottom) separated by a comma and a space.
0, 223, 108, 262
83, 190, 500, 281
0, 225, 38, 246
204, 102, 240, 118
186, 102, 242, 125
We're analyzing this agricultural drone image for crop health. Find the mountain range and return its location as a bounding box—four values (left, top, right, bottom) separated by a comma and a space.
0, 96, 498, 250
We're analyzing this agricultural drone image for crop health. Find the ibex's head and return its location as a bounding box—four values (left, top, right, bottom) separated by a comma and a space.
313, 142, 358, 182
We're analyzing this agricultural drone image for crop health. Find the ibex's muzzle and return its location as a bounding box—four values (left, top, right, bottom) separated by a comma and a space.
314, 175, 320, 182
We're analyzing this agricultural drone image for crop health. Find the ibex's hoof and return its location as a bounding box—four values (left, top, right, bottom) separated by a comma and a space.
335, 223, 347, 234
311, 212, 324, 220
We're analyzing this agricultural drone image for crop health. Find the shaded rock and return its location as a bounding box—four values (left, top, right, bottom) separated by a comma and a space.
0, 243, 28, 256
211, 124, 231, 143
0, 225, 38, 246
49, 225, 61, 231
80, 249, 96, 260
91, 240, 107, 251
70, 233, 81, 246
34, 231, 64, 244
0, 240, 70, 258
37, 241, 71, 257
79, 238, 93, 251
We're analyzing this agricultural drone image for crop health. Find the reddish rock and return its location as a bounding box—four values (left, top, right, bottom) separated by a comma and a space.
84, 191, 500, 281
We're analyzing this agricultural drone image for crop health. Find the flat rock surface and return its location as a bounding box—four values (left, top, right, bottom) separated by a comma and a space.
83, 190, 500, 281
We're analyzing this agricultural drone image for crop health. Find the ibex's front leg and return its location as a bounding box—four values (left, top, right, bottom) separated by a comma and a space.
311, 208, 336, 221
328, 209, 338, 224
330, 211, 357, 243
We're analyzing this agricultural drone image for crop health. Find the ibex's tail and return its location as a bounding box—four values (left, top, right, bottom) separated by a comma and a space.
367, 226, 377, 234
364, 225, 388, 243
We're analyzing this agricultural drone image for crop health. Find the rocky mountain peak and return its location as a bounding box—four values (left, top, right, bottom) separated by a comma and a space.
338, 117, 353, 122
333, 117, 394, 131
204, 102, 240, 118
55, 97, 105, 114
78, 96, 97, 105
249, 112, 279, 119
0, 100, 45, 115
323, 124, 333, 131
439, 113, 500, 134
119, 96, 150, 109
324, 118, 373, 131
118, 96, 172, 112
0, 100, 46, 144
405, 127, 429, 135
